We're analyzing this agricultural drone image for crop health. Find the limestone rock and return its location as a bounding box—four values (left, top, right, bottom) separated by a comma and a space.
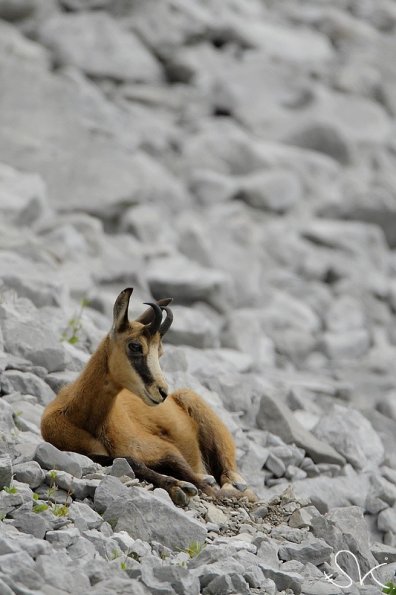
34, 443, 83, 478
0, 455, 12, 489
312, 405, 385, 470
256, 392, 346, 465
39, 12, 163, 83
103, 487, 207, 550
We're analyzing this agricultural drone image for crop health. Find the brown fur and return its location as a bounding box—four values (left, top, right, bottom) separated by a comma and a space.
41, 290, 256, 505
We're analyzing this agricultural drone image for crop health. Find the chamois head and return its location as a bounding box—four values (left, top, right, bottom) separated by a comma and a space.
108, 288, 173, 406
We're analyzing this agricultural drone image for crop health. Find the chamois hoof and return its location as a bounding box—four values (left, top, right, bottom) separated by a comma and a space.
218, 482, 258, 502
201, 474, 217, 486
233, 481, 247, 492
178, 480, 198, 497
169, 481, 198, 506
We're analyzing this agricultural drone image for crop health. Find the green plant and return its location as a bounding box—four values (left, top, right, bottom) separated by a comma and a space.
33, 503, 49, 513
32, 493, 39, 501
0, 513, 5, 521
52, 504, 69, 517
3, 486, 17, 494
184, 541, 205, 558
61, 298, 90, 345
120, 561, 127, 571
384, 583, 396, 595
110, 549, 122, 561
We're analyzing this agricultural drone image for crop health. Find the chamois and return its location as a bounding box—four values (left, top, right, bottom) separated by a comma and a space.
41, 288, 256, 506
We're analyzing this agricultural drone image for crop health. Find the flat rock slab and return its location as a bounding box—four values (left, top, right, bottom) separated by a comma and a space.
34, 443, 82, 478
256, 392, 345, 465
103, 486, 207, 550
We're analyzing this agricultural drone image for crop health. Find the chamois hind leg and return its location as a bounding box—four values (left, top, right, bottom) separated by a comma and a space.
89, 453, 214, 507
171, 389, 257, 502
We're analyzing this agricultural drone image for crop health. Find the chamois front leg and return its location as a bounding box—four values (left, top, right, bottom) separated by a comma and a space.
89, 454, 208, 506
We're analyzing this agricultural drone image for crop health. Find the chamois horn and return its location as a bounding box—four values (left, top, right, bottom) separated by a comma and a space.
136, 298, 173, 326
160, 306, 173, 336
142, 302, 163, 335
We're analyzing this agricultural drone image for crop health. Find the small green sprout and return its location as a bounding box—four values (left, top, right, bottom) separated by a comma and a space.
3, 486, 17, 494
32, 493, 39, 501
184, 541, 205, 558
384, 582, 396, 595
61, 298, 90, 345
52, 504, 69, 517
33, 503, 49, 513
110, 549, 121, 560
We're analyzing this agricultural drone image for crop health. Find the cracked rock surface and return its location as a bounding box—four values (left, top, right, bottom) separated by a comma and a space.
1, 0, 396, 593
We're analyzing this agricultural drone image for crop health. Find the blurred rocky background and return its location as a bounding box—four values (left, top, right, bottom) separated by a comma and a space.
1, 0, 396, 593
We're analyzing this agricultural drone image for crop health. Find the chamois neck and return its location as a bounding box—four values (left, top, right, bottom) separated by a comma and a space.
69, 337, 121, 434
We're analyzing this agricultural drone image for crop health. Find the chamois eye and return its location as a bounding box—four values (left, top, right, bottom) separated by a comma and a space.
127, 341, 143, 354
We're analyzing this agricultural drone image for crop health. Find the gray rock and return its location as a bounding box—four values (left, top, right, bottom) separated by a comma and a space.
103, 487, 206, 550
0, 0, 36, 21
0, 489, 24, 516
376, 390, 396, 421
371, 541, 396, 564
94, 476, 130, 514
0, 162, 49, 226
312, 405, 384, 470
0, 455, 12, 489
141, 562, 201, 595
311, 506, 378, 577
13, 461, 45, 488
288, 505, 321, 529
1, 370, 55, 405
10, 510, 50, 539
1, 307, 67, 372
91, 577, 150, 594
236, 169, 302, 213
0, 37, 179, 218
11, 397, 44, 431
34, 443, 83, 478
287, 121, 352, 165
0, 253, 65, 308
378, 506, 396, 534
0, 399, 16, 435
321, 329, 370, 360
126, 0, 212, 55
35, 553, 91, 594
0, 551, 35, 575
39, 12, 163, 83
165, 305, 219, 349
221, 309, 275, 367
146, 255, 234, 312
278, 538, 332, 565
203, 574, 250, 595
45, 470, 99, 500
45, 527, 80, 548
0, 579, 13, 595
68, 502, 103, 531
259, 565, 303, 594
256, 392, 346, 465
106, 457, 135, 479
45, 370, 79, 394
265, 453, 286, 477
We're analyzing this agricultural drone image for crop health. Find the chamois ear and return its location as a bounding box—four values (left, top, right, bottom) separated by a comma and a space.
112, 288, 133, 333
135, 298, 173, 325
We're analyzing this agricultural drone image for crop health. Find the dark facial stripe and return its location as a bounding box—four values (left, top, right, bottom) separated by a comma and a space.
130, 355, 153, 386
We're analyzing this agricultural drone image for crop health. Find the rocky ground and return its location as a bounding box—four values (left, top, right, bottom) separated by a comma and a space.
1, 0, 396, 593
